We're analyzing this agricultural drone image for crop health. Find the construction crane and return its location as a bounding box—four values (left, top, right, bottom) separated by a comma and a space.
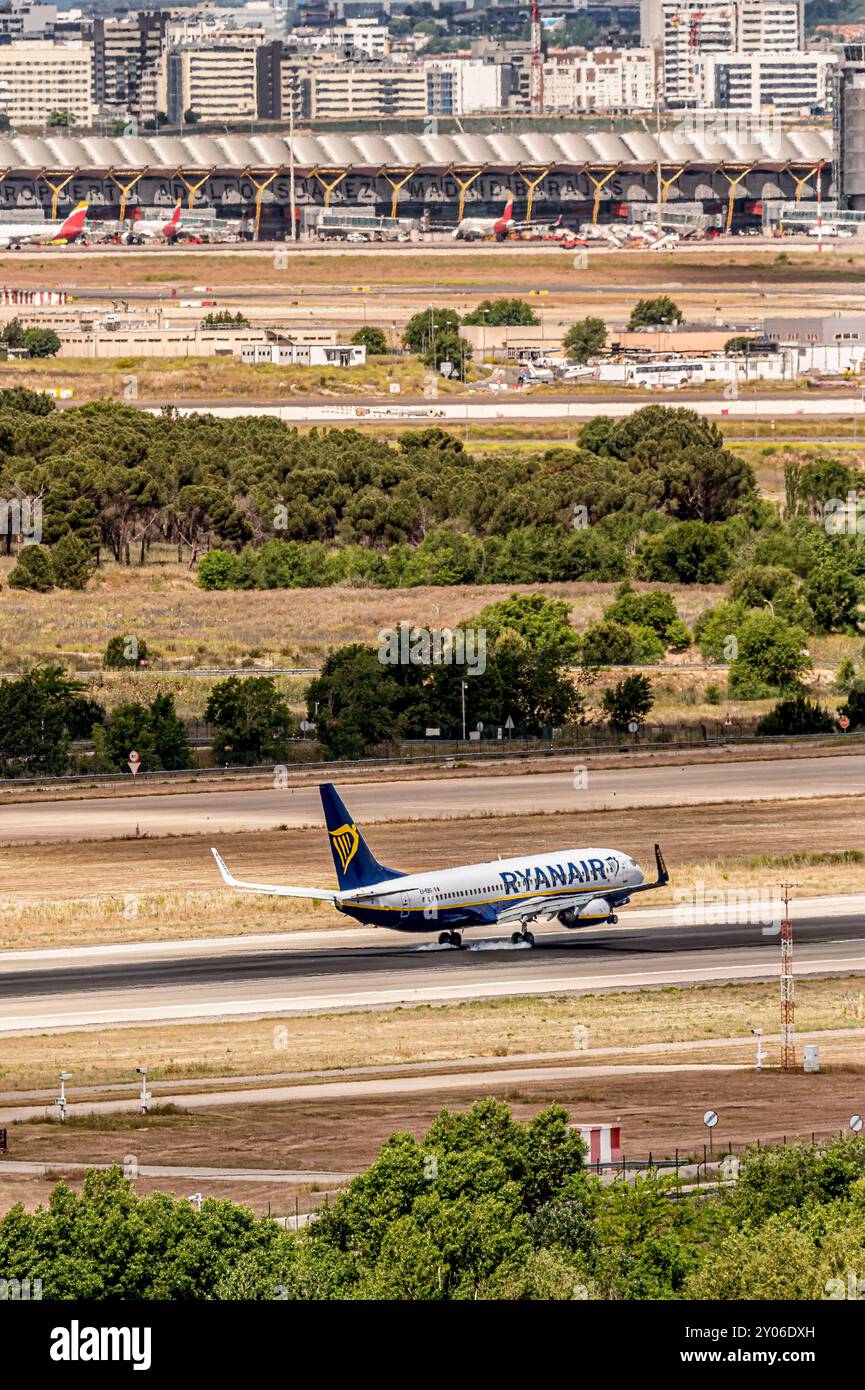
529, 0, 544, 115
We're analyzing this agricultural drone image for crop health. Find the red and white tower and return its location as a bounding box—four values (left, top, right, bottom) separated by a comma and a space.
530, 0, 544, 115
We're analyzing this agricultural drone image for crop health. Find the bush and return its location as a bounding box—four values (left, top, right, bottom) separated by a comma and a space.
103, 635, 152, 669
705, 683, 722, 705
759, 695, 835, 736
665, 618, 692, 652
638, 522, 731, 584
351, 326, 389, 355
600, 674, 654, 731
51, 533, 92, 590
604, 585, 678, 638
7, 546, 54, 591
582, 619, 637, 666
197, 549, 240, 590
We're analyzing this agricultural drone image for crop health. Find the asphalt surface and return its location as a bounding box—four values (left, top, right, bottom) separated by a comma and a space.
1, 906, 862, 1035
3, 754, 864, 843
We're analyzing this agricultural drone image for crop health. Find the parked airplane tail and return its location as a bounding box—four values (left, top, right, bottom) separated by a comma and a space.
57, 201, 88, 239
319, 782, 402, 891
165, 200, 182, 234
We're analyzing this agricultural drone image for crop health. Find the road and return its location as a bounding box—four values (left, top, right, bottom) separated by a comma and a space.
3, 753, 864, 843
123, 395, 865, 424
0, 901, 862, 1035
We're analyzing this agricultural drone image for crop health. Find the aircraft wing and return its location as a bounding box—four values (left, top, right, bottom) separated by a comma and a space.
494, 891, 595, 924
211, 848, 338, 901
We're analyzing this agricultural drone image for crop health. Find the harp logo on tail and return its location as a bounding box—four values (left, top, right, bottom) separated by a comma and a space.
330, 822, 359, 873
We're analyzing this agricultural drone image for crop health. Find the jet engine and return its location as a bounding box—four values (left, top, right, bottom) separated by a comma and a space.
557, 897, 617, 928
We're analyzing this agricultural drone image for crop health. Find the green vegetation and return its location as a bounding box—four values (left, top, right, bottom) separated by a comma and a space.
3, 1104, 865, 1300
202, 310, 250, 330
351, 326, 389, 355
628, 296, 684, 329
462, 297, 540, 327
563, 316, 607, 362
601, 674, 655, 731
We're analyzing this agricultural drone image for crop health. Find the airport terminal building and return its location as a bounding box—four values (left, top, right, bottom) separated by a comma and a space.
0, 126, 833, 236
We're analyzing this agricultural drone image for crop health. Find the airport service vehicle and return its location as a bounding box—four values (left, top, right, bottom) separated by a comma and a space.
123, 202, 182, 244
808, 224, 854, 239
0, 201, 88, 249
212, 783, 668, 947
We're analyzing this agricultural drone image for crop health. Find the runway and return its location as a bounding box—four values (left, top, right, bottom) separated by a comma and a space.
4, 753, 865, 843
1, 902, 862, 1035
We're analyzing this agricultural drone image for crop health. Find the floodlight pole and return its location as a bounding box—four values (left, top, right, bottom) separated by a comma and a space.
780, 883, 795, 1070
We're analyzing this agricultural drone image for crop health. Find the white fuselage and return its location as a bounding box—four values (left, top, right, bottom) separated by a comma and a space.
0, 220, 69, 247
338, 845, 645, 927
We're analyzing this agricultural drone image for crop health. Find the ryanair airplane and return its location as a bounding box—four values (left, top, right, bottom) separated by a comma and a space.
212, 783, 669, 948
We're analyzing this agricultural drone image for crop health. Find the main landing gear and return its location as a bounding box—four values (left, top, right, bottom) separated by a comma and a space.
510, 928, 535, 947
438, 929, 463, 948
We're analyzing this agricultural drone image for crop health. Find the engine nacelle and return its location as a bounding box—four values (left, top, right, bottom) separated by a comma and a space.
557, 897, 614, 928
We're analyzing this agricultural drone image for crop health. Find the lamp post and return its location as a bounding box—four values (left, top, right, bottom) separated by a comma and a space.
461, 680, 467, 742
136, 1066, 149, 1115
57, 1071, 72, 1122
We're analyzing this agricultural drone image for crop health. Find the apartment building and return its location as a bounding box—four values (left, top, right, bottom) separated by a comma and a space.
92, 12, 169, 119
542, 46, 656, 111
702, 48, 836, 113
303, 60, 426, 118
160, 42, 259, 122
425, 57, 509, 114
0, 38, 93, 125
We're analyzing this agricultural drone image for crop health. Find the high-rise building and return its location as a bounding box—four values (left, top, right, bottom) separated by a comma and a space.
92, 12, 169, 120
0, 38, 93, 125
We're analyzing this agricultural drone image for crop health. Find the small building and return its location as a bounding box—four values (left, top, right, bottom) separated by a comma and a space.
240, 340, 366, 367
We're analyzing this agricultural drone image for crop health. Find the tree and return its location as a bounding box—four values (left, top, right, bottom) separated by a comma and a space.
351, 326, 389, 355
1, 318, 25, 349
563, 316, 607, 362
604, 585, 679, 639
23, 328, 60, 358
183, 108, 199, 125
205, 676, 294, 765
600, 674, 654, 731
106, 693, 192, 772
306, 645, 401, 759
803, 554, 862, 632
638, 522, 732, 584
628, 296, 684, 329
423, 329, 472, 381
462, 298, 539, 327
103, 635, 152, 669
47, 109, 75, 127
202, 310, 249, 330
51, 533, 92, 590
725, 335, 756, 353
7, 546, 54, 591
582, 619, 637, 666
759, 695, 835, 736
0, 666, 103, 776
197, 550, 240, 590
728, 613, 811, 698
403, 307, 460, 355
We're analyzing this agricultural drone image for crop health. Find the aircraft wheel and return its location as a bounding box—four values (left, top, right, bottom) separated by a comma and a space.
523, 930, 535, 947
608, 914, 619, 925
448, 931, 462, 948
438, 931, 450, 945
511, 931, 522, 945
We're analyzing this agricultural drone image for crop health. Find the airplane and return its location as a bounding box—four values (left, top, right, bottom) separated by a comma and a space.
0, 200, 88, 250
123, 201, 182, 244
211, 782, 669, 948
453, 198, 515, 241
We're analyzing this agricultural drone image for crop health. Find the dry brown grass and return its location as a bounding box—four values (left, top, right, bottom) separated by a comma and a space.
0, 795, 863, 949
2, 975, 864, 1095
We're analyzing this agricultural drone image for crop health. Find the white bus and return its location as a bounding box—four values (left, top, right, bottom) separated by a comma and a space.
625, 358, 707, 388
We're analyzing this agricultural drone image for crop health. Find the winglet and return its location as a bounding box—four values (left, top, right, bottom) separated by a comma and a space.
211, 847, 236, 887
654, 843, 669, 886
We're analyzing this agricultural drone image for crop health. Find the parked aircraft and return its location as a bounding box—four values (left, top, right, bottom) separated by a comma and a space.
212, 783, 669, 947
0, 201, 88, 249
123, 201, 182, 244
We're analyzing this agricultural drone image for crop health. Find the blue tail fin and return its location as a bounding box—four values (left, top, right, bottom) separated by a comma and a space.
320, 783, 402, 891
